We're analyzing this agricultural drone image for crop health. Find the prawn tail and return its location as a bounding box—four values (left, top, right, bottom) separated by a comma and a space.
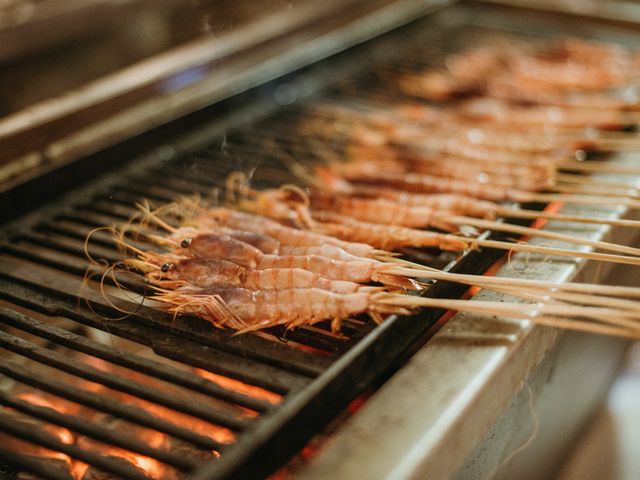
438, 234, 470, 251
429, 219, 460, 233
372, 272, 424, 291
225, 171, 254, 206
370, 292, 415, 316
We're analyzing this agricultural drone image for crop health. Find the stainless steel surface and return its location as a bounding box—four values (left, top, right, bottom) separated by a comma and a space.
295, 157, 640, 479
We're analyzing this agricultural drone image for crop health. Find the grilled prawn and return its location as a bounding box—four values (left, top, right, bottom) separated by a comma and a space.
189, 208, 380, 259
155, 228, 421, 290
133, 255, 375, 294
153, 287, 408, 333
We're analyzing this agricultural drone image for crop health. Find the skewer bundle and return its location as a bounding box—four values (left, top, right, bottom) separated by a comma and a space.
98, 36, 640, 340
396, 37, 640, 109
99, 191, 640, 341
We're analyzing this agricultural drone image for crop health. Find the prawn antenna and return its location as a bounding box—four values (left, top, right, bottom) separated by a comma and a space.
225, 171, 252, 205
135, 201, 178, 233
84, 226, 120, 265
266, 139, 322, 188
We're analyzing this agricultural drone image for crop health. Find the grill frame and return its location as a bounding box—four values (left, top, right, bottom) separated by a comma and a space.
1, 2, 640, 479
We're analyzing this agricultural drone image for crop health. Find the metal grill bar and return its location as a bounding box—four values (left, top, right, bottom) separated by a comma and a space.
0, 412, 152, 480
0, 361, 224, 451
0, 307, 273, 413
20, 231, 122, 263
0, 277, 309, 394
0, 390, 200, 471
0, 331, 250, 431
0, 254, 333, 376
0, 448, 72, 480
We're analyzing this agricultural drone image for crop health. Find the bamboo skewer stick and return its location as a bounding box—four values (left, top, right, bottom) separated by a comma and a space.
422, 276, 640, 322
554, 173, 636, 189
493, 206, 640, 229
453, 237, 640, 266
376, 294, 640, 340
593, 138, 640, 151
384, 261, 640, 298
443, 215, 640, 257
548, 183, 640, 198
512, 191, 640, 209
493, 286, 640, 317
559, 160, 640, 176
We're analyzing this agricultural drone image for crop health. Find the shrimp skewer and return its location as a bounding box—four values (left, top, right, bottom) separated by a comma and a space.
307, 190, 458, 231
123, 214, 640, 299
340, 146, 554, 191
315, 170, 640, 229
153, 286, 640, 340
149, 229, 423, 290
190, 207, 385, 259
309, 211, 640, 266
328, 166, 640, 208
305, 189, 640, 256
153, 287, 408, 333
234, 186, 640, 265
129, 255, 376, 294
314, 101, 633, 151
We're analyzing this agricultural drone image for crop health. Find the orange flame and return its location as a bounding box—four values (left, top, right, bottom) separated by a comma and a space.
195, 369, 282, 406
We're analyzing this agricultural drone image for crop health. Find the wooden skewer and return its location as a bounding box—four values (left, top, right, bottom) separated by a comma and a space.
523, 316, 640, 340
549, 183, 640, 198
493, 206, 640, 229
494, 286, 640, 318
377, 295, 640, 340
380, 295, 640, 320
457, 237, 640, 266
559, 160, 640, 176
555, 173, 636, 190
443, 215, 640, 257
512, 192, 640, 209
594, 138, 640, 151
425, 277, 640, 322
384, 261, 640, 298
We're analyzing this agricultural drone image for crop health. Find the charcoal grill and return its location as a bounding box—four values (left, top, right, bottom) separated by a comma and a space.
0, 1, 639, 479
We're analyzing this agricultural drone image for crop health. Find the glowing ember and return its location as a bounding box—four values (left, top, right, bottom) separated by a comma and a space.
76, 423, 173, 480
140, 398, 236, 445
196, 369, 282, 405
15, 392, 76, 447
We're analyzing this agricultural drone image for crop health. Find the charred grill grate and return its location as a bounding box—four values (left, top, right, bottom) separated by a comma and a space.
1, 3, 637, 479
0, 126, 489, 478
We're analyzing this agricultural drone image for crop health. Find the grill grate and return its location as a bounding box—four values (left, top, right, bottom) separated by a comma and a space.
2, 3, 637, 479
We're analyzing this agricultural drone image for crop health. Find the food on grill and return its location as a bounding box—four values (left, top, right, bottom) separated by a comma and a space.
190, 207, 379, 258
398, 38, 640, 109
131, 254, 383, 293
152, 287, 408, 333
103, 187, 640, 340
95, 36, 640, 341
236, 185, 640, 260
314, 170, 640, 228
